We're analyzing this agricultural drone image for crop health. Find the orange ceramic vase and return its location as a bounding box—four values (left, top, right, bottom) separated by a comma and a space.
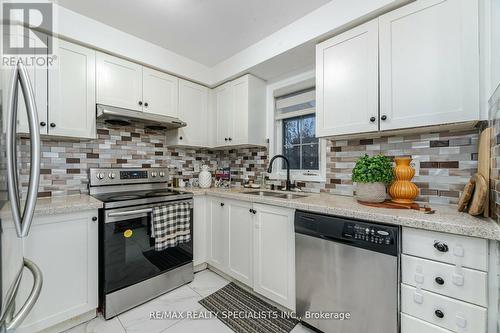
389, 157, 419, 204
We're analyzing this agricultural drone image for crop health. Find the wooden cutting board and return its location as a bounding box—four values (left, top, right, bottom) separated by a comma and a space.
468, 173, 488, 216
458, 178, 475, 212
477, 128, 491, 217
358, 200, 433, 212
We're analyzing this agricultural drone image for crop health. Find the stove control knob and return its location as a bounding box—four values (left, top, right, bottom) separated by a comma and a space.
109, 173, 116, 179
96, 173, 104, 180
151, 171, 158, 177
365, 228, 370, 234
159, 171, 165, 177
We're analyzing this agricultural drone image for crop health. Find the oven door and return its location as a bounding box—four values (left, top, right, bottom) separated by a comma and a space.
101, 200, 193, 295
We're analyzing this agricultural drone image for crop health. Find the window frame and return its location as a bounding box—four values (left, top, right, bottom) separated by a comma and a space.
266, 70, 326, 183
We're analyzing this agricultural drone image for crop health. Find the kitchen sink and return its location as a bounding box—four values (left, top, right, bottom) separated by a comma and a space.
244, 191, 308, 199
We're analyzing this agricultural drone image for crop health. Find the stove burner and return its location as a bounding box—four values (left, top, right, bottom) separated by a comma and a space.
109, 195, 142, 201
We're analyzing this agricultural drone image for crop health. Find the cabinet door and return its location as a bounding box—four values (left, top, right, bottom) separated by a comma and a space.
230, 76, 249, 145
379, 0, 480, 130
315, 19, 379, 137
96, 52, 143, 111
15, 211, 98, 333
142, 67, 179, 118
1, 32, 48, 134
253, 204, 295, 310
208, 198, 228, 271
227, 200, 253, 286
193, 196, 207, 266
48, 40, 96, 138
177, 79, 209, 146
214, 82, 233, 146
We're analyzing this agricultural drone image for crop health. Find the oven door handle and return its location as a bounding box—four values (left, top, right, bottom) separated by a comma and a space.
107, 208, 153, 217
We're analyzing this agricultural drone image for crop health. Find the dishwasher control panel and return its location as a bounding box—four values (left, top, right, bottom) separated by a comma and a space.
343, 222, 394, 246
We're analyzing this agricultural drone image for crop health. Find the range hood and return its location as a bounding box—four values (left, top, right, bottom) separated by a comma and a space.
96, 104, 187, 130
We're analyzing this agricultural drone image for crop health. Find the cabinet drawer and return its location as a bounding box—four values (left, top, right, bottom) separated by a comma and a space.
402, 255, 487, 307
401, 313, 453, 333
402, 228, 488, 271
401, 284, 487, 333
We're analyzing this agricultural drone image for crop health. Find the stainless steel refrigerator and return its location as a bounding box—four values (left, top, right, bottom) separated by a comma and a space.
0, 59, 43, 331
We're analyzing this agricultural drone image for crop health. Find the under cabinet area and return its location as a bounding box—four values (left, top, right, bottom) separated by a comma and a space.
13, 210, 98, 333
316, 0, 481, 137
205, 197, 295, 309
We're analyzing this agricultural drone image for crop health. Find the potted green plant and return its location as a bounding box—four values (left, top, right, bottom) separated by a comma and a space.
352, 154, 394, 203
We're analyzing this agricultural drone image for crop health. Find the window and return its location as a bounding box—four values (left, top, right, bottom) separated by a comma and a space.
282, 114, 319, 170
273, 87, 324, 180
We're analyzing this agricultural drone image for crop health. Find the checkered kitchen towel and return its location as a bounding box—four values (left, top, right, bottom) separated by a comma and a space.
152, 202, 192, 251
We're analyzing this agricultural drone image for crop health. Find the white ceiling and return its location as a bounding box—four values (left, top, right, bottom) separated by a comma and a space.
55, 0, 332, 67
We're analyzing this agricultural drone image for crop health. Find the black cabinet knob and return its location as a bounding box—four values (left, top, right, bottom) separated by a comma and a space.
50, 123, 56, 128
434, 310, 444, 319
225, 138, 228, 141
435, 277, 445, 285
381, 115, 387, 121
144, 102, 148, 107
179, 136, 183, 140
40, 122, 46, 127
220, 202, 224, 207
138, 101, 143, 106
433, 241, 449, 253
249, 209, 253, 213
228, 138, 232, 141
92, 216, 97, 222
370, 117, 376, 122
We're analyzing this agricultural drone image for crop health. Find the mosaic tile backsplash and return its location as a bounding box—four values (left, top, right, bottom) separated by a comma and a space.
17, 120, 480, 206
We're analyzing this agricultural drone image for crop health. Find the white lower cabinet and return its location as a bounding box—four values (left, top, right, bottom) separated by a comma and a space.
208, 198, 228, 271
15, 210, 98, 333
401, 313, 453, 333
401, 284, 487, 333
193, 196, 207, 267
401, 228, 489, 333
227, 200, 253, 286
253, 204, 295, 310
206, 197, 295, 309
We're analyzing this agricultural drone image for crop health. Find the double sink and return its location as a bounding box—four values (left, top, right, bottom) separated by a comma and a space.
244, 190, 308, 200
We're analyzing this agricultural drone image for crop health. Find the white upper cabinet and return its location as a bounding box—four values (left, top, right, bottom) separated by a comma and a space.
379, 0, 479, 130
142, 67, 179, 118
316, 19, 379, 137
1, 32, 48, 134
213, 74, 266, 147
166, 79, 209, 147
49, 39, 96, 138
96, 52, 143, 111
214, 82, 234, 146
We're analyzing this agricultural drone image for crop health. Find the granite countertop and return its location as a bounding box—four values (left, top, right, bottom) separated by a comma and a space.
183, 187, 500, 241
0, 193, 103, 218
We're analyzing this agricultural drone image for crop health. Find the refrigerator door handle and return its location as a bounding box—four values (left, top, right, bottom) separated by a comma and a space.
5, 258, 43, 331
6, 61, 41, 238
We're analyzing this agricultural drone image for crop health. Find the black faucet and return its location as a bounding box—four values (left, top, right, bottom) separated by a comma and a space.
267, 155, 291, 191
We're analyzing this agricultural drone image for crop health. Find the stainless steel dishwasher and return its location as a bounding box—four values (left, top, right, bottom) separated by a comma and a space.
295, 210, 400, 333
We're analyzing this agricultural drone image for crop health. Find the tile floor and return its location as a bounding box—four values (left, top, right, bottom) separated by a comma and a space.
64, 270, 314, 333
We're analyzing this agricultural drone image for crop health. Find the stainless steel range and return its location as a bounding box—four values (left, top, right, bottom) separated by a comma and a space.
89, 168, 194, 319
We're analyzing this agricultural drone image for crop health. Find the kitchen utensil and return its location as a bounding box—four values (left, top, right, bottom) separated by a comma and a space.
458, 178, 475, 212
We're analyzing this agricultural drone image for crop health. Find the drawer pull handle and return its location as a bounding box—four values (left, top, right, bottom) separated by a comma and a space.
435, 310, 445, 319
433, 241, 449, 253
435, 277, 445, 285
